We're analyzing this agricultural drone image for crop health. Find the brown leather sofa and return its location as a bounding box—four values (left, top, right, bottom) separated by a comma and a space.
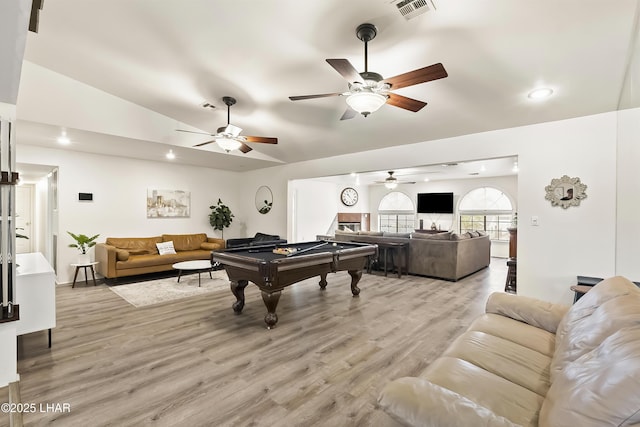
333, 230, 490, 281
378, 276, 640, 427
95, 233, 225, 279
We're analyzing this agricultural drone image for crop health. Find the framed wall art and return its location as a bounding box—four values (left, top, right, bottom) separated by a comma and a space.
146, 189, 190, 218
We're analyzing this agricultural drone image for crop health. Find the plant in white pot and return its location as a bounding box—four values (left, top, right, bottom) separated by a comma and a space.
67, 232, 100, 264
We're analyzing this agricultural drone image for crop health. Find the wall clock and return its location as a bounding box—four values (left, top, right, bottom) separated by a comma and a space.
340, 187, 358, 206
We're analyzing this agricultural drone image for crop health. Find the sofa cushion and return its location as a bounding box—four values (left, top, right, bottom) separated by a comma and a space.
378, 377, 522, 427
115, 249, 129, 261
359, 231, 383, 236
450, 232, 470, 240
411, 231, 452, 240
156, 241, 177, 255
383, 232, 411, 238
162, 233, 207, 251
422, 357, 544, 427
469, 313, 556, 357
252, 232, 281, 243
540, 326, 640, 427
442, 331, 552, 397
106, 236, 162, 255
551, 276, 640, 380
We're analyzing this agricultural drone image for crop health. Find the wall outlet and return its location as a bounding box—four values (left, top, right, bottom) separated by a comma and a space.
531, 216, 539, 226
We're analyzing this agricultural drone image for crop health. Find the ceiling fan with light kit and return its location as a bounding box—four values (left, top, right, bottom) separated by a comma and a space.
176, 96, 278, 153
375, 171, 416, 189
289, 23, 448, 119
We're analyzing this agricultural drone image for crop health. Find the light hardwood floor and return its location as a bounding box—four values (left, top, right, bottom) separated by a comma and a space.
1, 259, 507, 427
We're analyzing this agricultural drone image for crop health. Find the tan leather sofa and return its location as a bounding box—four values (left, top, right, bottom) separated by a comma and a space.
333, 230, 490, 281
378, 276, 640, 427
95, 233, 225, 279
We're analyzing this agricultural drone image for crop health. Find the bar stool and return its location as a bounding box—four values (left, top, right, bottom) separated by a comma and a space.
505, 257, 517, 293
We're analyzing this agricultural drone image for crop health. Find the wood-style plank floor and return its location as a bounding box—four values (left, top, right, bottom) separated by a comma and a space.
1, 260, 507, 427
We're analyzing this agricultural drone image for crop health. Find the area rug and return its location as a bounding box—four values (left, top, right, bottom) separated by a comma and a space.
108, 270, 231, 308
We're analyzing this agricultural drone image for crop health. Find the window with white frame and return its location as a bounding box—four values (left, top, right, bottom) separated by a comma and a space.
458, 187, 514, 241
378, 191, 415, 233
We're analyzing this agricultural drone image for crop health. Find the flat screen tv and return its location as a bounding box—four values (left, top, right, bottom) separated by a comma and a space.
417, 192, 454, 214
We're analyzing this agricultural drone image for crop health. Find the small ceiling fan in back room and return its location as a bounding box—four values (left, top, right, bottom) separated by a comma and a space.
289, 23, 448, 120
375, 171, 416, 189
176, 96, 278, 153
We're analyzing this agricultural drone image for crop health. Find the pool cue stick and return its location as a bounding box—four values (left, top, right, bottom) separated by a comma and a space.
286, 241, 329, 257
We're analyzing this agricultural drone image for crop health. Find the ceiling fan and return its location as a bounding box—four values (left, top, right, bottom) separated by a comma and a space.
289, 23, 448, 120
375, 171, 416, 189
176, 96, 278, 153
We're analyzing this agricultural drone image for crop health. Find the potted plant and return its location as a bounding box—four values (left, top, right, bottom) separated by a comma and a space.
67, 232, 100, 264
209, 199, 234, 239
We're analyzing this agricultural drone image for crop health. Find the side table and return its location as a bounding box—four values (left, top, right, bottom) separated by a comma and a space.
71, 261, 99, 288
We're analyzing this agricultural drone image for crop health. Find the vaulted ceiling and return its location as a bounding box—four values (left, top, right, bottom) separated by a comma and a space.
13, 0, 639, 173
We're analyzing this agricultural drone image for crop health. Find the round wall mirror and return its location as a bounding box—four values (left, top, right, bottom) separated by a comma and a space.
255, 186, 273, 214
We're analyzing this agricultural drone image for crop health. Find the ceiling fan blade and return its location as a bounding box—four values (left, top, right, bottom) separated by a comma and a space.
176, 129, 214, 136
289, 93, 343, 101
340, 106, 357, 121
244, 136, 278, 144
387, 93, 427, 112
383, 63, 448, 90
193, 139, 216, 147
239, 143, 253, 153
326, 59, 364, 83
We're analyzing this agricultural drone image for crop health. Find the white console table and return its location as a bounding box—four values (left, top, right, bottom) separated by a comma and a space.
16, 253, 56, 347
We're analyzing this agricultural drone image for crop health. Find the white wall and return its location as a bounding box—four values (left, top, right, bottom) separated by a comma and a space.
290, 180, 337, 242
516, 114, 617, 302
17, 144, 243, 284
241, 111, 619, 305
615, 108, 640, 279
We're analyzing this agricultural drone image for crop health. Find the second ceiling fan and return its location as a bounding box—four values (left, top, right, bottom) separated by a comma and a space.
177, 96, 278, 153
289, 23, 448, 120
375, 171, 416, 189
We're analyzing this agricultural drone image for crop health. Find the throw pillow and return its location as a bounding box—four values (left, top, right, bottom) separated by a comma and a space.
383, 232, 411, 238
128, 249, 150, 255
156, 241, 177, 255
253, 232, 280, 243
115, 249, 130, 261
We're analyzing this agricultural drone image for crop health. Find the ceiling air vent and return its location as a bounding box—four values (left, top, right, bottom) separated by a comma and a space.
390, 0, 434, 21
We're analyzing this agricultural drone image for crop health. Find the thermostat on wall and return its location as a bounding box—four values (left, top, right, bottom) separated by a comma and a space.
78, 192, 93, 201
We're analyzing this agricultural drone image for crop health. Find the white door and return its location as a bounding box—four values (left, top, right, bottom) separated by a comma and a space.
16, 185, 34, 254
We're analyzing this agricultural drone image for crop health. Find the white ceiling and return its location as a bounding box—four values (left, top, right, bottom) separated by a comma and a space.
13, 0, 639, 180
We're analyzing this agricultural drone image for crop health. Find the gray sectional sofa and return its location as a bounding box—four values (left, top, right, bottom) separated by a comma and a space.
333, 230, 490, 281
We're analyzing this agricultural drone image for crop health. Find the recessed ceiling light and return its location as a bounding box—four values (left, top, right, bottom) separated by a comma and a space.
57, 131, 70, 145
423, 178, 430, 182
166, 149, 176, 160
528, 87, 553, 100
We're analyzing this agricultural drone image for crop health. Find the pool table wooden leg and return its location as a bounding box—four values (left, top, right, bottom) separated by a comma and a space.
348, 270, 362, 296
261, 290, 281, 329
231, 280, 249, 313
318, 272, 328, 290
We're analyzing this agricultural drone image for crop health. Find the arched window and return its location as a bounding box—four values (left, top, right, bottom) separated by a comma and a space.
458, 187, 515, 240
378, 192, 415, 233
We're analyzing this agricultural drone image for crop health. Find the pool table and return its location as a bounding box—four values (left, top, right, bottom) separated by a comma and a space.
211, 240, 377, 328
